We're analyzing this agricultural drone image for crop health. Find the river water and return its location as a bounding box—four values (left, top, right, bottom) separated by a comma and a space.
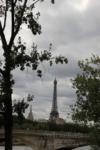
73, 145, 100, 150
0, 145, 99, 150
73, 146, 92, 150
0, 146, 94, 150
0, 146, 33, 150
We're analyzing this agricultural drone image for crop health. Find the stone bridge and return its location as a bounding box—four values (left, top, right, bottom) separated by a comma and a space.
0, 130, 90, 150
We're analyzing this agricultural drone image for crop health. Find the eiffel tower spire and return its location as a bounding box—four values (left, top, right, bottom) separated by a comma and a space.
49, 78, 59, 121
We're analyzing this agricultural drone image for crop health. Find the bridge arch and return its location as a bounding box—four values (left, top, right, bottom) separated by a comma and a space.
56, 147, 72, 150
13, 136, 38, 150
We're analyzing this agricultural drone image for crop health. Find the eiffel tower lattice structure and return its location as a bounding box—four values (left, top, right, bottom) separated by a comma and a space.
49, 79, 59, 121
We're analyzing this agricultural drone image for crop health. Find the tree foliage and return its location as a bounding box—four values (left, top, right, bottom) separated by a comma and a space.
13, 94, 34, 122
0, 0, 67, 150
72, 55, 100, 123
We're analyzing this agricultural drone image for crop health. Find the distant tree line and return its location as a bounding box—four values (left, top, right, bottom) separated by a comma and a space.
0, 116, 90, 133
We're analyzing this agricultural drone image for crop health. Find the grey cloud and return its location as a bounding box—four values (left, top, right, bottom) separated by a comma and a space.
11, 0, 100, 120
34, 0, 100, 49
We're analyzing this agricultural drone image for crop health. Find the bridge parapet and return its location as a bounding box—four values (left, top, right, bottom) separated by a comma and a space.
11, 129, 88, 137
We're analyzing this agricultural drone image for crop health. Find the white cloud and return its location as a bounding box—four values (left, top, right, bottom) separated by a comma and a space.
69, 0, 90, 12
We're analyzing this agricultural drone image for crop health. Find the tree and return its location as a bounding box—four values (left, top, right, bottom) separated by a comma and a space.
72, 55, 100, 124
13, 94, 34, 123
0, 0, 67, 150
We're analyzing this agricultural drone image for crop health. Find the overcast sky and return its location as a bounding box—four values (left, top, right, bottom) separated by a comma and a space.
2, 0, 100, 121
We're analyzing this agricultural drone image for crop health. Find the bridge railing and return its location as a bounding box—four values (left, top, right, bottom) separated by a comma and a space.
0, 129, 88, 139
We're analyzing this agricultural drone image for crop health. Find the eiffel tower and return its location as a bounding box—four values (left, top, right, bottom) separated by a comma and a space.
49, 79, 59, 121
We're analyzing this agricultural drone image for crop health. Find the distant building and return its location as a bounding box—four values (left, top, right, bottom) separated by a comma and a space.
37, 119, 48, 123
49, 79, 65, 125
55, 117, 65, 125
27, 105, 34, 121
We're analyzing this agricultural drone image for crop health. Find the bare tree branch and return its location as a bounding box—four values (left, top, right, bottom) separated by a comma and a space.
0, 22, 8, 50
11, 0, 15, 39
9, 0, 28, 48
3, 3, 7, 31
14, 0, 18, 6
33, 0, 40, 5
0, 68, 4, 75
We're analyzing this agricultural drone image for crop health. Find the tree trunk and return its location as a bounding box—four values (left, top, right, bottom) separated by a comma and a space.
4, 94, 13, 150
3, 51, 13, 150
